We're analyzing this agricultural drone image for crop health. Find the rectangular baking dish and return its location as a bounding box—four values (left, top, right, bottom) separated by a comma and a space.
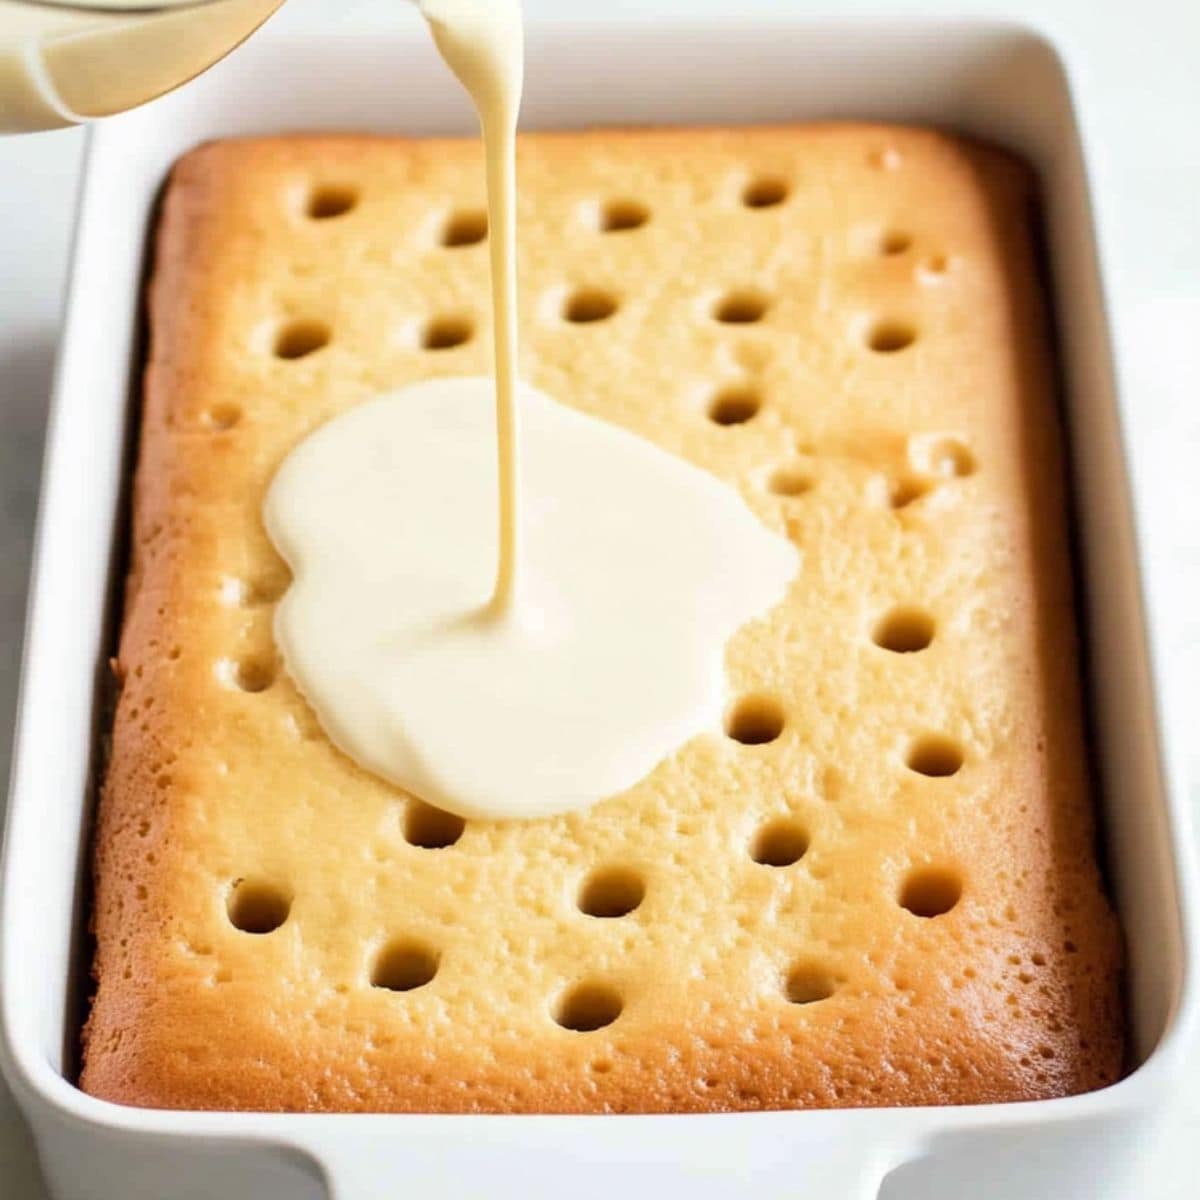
1, 15, 1196, 1200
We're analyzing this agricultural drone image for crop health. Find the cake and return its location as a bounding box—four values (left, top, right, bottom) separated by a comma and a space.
81, 125, 1124, 1111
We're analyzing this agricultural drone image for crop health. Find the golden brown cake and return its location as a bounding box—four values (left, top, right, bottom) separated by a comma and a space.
81, 125, 1124, 1112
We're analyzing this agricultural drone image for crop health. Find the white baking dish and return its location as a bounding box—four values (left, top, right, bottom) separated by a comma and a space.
1, 14, 1196, 1200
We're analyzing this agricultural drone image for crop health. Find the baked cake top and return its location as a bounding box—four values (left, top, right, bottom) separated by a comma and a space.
82, 125, 1123, 1112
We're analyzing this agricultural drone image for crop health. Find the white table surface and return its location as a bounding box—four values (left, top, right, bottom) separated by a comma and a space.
1, 0, 1197, 1195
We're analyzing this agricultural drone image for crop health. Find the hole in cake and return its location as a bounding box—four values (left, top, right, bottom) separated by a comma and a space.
404, 799, 465, 849
563, 288, 618, 323
725, 695, 785, 745
713, 289, 768, 324
441, 209, 488, 246
785, 963, 835, 1004
920, 253, 950, 278
227, 879, 291, 934
204, 402, 241, 431
421, 314, 474, 350
274, 319, 331, 360
742, 176, 789, 208
707, 384, 761, 426
225, 656, 275, 693
768, 465, 812, 496
890, 476, 931, 509
306, 184, 358, 220
866, 319, 917, 353
880, 230, 912, 255
372, 939, 439, 992
578, 866, 645, 918
750, 818, 809, 867
872, 607, 935, 653
928, 437, 976, 478
554, 981, 623, 1031
899, 866, 963, 918
599, 198, 649, 232
905, 734, 964, 778
224, 569, 290, 608
252, 572, 290, 604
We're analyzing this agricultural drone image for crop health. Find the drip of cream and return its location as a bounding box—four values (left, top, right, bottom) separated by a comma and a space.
418, 0, 523, 612
265, 379, 798, 820
263, 0, 800, 820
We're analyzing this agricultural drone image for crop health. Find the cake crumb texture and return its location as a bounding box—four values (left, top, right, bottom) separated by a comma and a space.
81, 126, 1124, 1112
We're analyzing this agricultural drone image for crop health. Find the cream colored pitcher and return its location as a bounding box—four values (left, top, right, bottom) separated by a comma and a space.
0, 0, 287, 131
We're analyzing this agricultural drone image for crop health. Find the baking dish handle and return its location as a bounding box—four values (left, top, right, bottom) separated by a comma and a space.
305, 1125, 904, 1200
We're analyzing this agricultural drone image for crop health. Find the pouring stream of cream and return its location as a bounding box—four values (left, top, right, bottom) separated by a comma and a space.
421, 0, 524, 614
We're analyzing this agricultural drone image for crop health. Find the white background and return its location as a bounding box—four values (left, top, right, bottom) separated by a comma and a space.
1, 0, 1197, 1195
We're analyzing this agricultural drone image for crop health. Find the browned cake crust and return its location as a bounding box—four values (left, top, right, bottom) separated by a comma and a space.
81, 126, 1124, 1112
